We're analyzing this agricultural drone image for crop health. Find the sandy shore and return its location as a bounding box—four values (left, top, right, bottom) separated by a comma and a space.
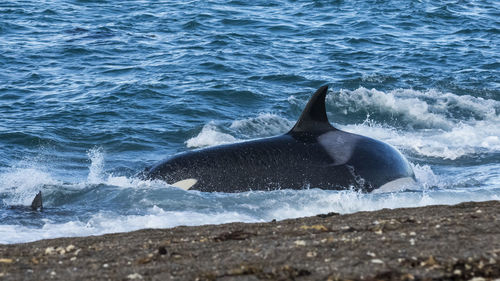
0, 200, 499, 280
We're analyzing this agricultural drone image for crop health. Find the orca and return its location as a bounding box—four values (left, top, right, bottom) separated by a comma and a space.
144, 86, 415, 193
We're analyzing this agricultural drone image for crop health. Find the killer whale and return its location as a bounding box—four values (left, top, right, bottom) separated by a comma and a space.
144, 86, 415, 192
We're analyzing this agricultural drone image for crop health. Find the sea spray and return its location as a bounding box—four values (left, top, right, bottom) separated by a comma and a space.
87, 147, 105, 184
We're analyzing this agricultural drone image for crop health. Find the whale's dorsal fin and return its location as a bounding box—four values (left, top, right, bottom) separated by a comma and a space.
289, 85, 336, 134
31, 191, 43, 211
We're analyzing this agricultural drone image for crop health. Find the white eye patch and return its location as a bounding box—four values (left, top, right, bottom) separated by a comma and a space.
171, 178, 198, 190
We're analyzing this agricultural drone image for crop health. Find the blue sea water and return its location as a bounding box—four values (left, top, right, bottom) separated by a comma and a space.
0, 0, 499, 244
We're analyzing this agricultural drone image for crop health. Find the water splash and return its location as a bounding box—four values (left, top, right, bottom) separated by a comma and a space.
87, 147, 105, 184
185, 122, 238, 148
0, 153, 60, 206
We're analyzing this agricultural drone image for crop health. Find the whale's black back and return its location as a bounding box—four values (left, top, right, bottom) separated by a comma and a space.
145, 86, 415, 192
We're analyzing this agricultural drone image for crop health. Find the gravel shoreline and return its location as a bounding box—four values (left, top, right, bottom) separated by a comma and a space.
1, 200, 499, 280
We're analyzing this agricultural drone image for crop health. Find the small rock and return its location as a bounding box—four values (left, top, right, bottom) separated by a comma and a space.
0, 258, 13, 264
306, 251, 317, 258
366, 252, 376, 257
294, 240, 306, 246
409, 238, 415, 246
127, 273, 143, 280
137, 254, 154, 264
453, 269, 462, 275
103, 263, 109, 268
56, 247, 66, 255
66, 245, 76, 252
371, 259, 384, 264
421, 256, 438, 267
70, 257, 77, 261
45, 247, 55, 255
469, 277, 486, 281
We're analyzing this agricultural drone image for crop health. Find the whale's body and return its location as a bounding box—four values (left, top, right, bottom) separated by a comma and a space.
145, 86, 415, 192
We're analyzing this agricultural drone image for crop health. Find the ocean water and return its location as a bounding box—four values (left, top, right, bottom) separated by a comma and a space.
1, 0, 499, 244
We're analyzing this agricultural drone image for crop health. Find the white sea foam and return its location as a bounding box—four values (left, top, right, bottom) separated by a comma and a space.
0, 158, 60, 206
230, 113, 293, 137
185, 122, 238, 148
185, 114, 293, 149
333, 87, 500, 130
0, 207, 258, 244
332, 88, 500, 159
343, 119, 500, 160
1, 186, 498, 244
186, 87, 499, 159
86, 148, 170, 189
267, 189, 500, 221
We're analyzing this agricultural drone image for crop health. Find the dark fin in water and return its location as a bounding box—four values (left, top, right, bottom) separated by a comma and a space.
31, 191, 43, 211
289, 85, 336, 134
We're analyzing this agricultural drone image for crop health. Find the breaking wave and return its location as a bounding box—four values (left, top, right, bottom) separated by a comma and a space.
186, 87, 500, 160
